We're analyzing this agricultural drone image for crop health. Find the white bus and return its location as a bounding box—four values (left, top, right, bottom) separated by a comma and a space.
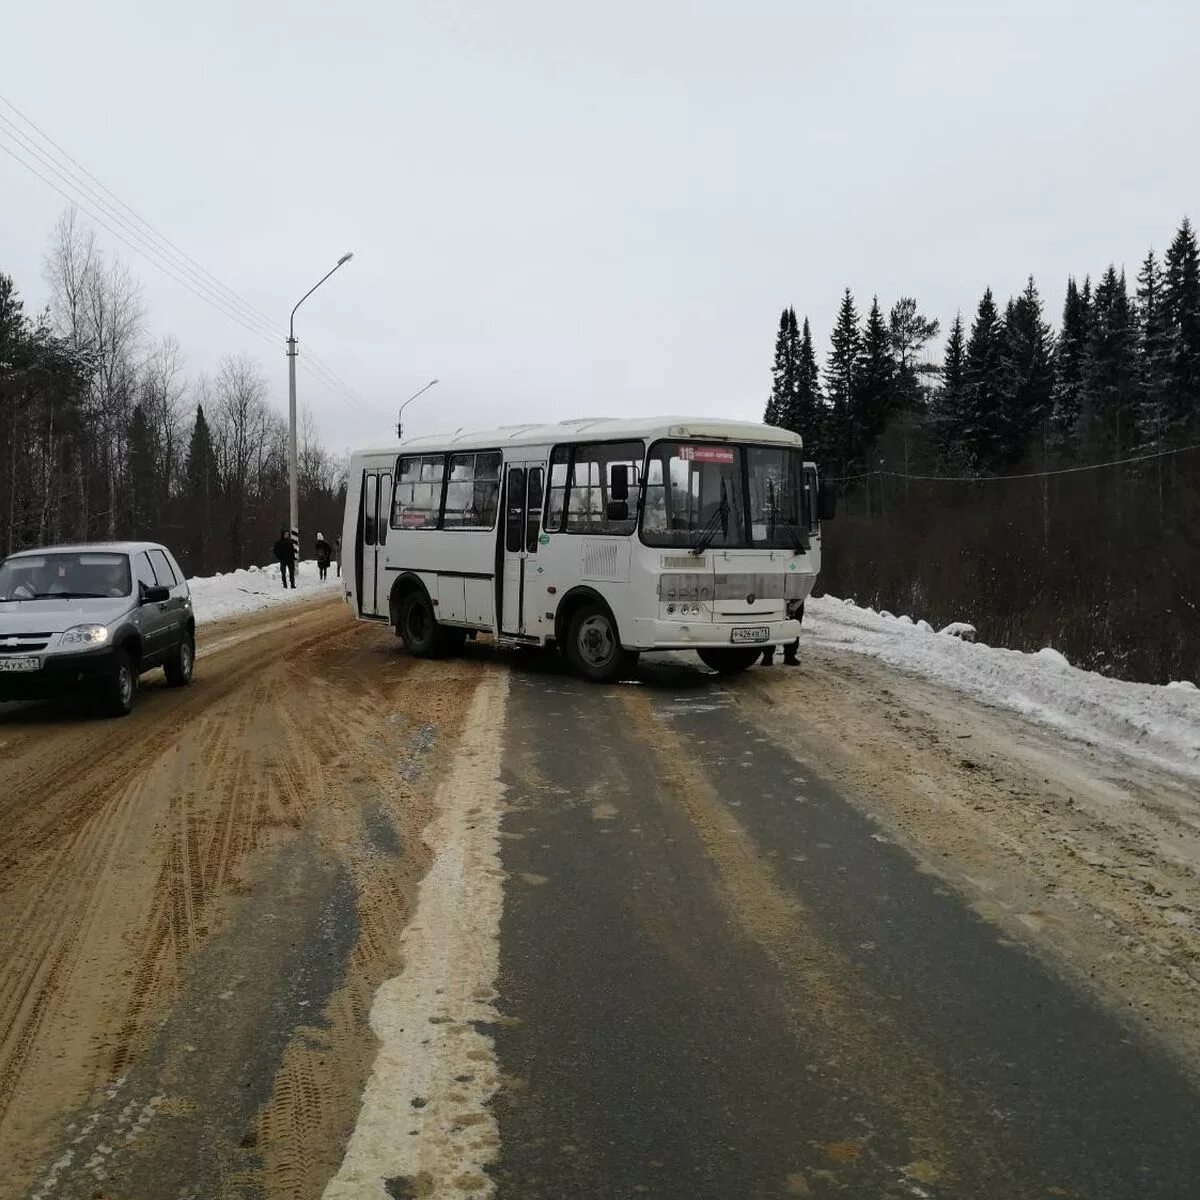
342, 416, 833, 681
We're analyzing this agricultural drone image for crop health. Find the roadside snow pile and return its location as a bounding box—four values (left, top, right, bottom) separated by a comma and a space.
806, 596, 1200, 781
187, 561, 341, 626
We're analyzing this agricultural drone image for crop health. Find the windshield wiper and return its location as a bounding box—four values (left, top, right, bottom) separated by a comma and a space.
15, 591, 112, 600
692, 479, 730, 556
779, 523, 807, 554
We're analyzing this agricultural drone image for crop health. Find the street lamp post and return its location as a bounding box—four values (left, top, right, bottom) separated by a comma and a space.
287, 251, 353, 567
397, 379, 439, 441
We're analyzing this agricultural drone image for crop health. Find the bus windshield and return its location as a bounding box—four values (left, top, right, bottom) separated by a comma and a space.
641, 442, 809, 551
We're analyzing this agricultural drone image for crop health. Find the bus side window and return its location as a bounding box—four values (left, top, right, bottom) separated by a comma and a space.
543, 447, 570, 532
378, 473, 392, 544
526, 468, 544, 553
363, 473, 378, 546
505, 468, 526, 553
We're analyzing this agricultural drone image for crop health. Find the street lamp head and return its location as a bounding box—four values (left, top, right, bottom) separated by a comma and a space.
337, 252, 354, 265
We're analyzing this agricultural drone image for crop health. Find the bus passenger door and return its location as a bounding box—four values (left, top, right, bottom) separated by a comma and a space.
500, 462, 544, 636
357, 469, 391, 618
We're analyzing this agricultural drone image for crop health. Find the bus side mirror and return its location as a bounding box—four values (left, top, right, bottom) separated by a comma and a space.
610, 464, 630, 502
818, 484, 837, 521
606, 499, 629, 522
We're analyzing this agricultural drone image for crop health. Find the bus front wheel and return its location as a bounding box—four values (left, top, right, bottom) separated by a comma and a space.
566, 602, 637, 683
697, 647, 761, 674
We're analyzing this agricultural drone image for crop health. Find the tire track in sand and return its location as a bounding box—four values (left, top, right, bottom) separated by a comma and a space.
0, 600, 353, 1192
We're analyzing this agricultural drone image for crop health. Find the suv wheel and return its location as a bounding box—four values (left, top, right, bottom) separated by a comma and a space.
165, 631, 195, 686
102, 650, 138, 717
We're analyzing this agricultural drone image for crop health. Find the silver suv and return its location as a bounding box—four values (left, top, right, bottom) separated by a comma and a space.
0, 541, 195, 716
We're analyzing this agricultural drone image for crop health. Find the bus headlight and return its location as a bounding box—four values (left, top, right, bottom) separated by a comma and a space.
658, 574, 713, 603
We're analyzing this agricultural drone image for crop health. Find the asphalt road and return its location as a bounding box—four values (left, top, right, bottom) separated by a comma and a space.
490, 656, 1200, 1200
3, 605, 1199, 1200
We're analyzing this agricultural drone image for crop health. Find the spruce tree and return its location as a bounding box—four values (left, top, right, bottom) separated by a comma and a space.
962, 288, 1006, 470
997, 277, 1054, 466
784, 316, 824, 460
1050, 276, 1092, 457
825, 290, 864, 472
764, 308, 794, 427
824, 289, 860, 474
1135, 250, 1171, 452
929, 312, 967, 467
184, 404, 217, 574
854, 296, 896, 454
1163, 217, 1200, 440
1081, 266, 1138, 459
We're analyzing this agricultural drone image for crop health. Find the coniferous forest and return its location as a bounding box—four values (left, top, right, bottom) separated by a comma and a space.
0, 212, 347, 577
765, 218, 1200, 685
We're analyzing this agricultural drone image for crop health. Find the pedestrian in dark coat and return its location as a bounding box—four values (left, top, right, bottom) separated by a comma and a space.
760, 601, 802, 666
315, 532, 333, 581
273, 528, 297, 589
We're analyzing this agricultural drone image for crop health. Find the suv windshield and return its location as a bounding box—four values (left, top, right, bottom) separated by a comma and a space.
641, 442, 808, 550
0, 552, 132, 601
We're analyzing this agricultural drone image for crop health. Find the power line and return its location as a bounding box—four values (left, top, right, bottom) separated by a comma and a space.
0, 136, 283, 346
0, 133, 376, 418
0, 91, 281, 338
832, 441, 1200, 484
0, 96, 378, 417
0, 115, 285, 347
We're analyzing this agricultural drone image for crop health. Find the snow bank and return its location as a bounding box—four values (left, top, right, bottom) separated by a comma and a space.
187, 560, 341, 626
806, 596, 1200, 781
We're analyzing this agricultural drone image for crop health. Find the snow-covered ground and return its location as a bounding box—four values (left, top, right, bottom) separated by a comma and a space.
806, 596, 1200, 782
188, 560, 342, 626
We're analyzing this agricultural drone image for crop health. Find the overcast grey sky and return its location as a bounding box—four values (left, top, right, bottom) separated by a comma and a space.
4, 0, 1198, 452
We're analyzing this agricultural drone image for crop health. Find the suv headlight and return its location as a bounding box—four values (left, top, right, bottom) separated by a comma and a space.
61, 624, 110, 646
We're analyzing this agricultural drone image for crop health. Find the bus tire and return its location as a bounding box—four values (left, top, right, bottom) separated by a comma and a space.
565, 601, 636, 683
397, 590, 439, 657
697, 647, 761, 674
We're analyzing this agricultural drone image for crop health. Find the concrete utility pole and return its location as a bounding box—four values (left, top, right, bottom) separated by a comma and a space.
397, 379, 439, 440
287, 252, 353, 566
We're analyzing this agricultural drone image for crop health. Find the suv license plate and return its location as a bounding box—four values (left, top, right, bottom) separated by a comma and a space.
0, 656, 40, 673
730, 626, 769, 644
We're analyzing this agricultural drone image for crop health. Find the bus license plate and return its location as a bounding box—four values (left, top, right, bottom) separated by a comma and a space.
730, 626, 769, 644
0, 656, 40, 673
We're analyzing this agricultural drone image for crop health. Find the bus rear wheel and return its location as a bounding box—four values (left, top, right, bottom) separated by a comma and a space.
697, 647, 761, 674
566, 602, 637, 683
398, 591, 439, 657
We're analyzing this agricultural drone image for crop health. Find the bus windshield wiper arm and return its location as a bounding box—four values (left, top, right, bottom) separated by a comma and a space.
691, 483, 730, 556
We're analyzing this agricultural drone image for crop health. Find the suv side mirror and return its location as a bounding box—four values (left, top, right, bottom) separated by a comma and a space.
606, 499, 629, 522
818, 484, 837, 521
610, 464, 630, 502
142, 584, 170, 604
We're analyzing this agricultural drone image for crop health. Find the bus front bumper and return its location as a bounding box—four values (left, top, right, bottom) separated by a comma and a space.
626, 618, 801, 652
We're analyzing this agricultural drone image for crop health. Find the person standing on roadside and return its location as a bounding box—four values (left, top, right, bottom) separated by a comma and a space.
335, 535, 342, 578
273, 528, 297, 589
315, 532, 333, 581
760, 600, 802, 667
